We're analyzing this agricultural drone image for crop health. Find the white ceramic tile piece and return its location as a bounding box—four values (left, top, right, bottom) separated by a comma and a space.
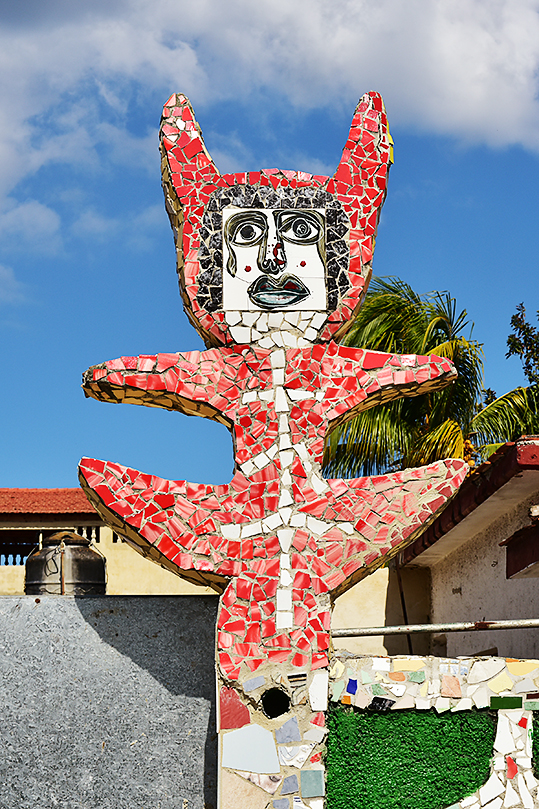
258, 336, 273, 349
494, 715, 515, 755
290, 513, 306, 527
277, 745, 314, 768
372, 658, 391, 672
513, 678, 535, 694
482, 799, 502, 809
230, 326, 252, 343
434, 697, 451, 713
221, 724, 280, 774
279, 507, 292, 523
279, 450, 294, 467
263, 513, 283, 531
277, 528, 294, 552
253, 452, 270, 470
311, 474, 329, 494
276, 590, 292, 611
275, 388, 289, 412
276, 611, 293, 629
452, 698, 473, 712
479, 773, 505, 805
304, 726, 326, 743
306, 517, 331, 534
278, 490, 294, 507
288, 389, 314, 401
221, 524, 241, 539
503, 780, 520, 808
309, 670, 329, 711
523, 770, 537, 791
280, 569, 293, 586
387, 683, 406, 697
280, 553, 291, 570
461, 795, 480, 807
281, 470, 292, 487
471, 687, 490, 709
468, 660, 507, 684
271, 349, 286, 368
517, 774, 534, 809
225, 311, 241, 325
241, 521, 262, 538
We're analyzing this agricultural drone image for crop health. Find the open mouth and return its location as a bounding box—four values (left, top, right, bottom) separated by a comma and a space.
247, 274, 310, 309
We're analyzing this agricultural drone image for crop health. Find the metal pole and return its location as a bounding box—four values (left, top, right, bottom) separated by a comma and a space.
332, 618, 539, 638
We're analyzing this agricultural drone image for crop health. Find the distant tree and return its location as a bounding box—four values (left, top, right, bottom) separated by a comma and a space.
323, 278, 539, 478
506, 303, 539, 385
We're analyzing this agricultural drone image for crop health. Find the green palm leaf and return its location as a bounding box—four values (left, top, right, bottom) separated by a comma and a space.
324, 277, 539, 478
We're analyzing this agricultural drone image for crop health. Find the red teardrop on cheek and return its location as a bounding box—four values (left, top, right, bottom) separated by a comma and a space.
245, 266, 252, 272
300, 261, 306, 267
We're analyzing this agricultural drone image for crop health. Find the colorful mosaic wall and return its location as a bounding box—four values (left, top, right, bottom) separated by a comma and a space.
327, 654, 539, 809
78, 92, 469, 809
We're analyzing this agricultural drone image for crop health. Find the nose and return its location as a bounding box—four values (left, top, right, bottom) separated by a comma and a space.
259, 218, 286, 276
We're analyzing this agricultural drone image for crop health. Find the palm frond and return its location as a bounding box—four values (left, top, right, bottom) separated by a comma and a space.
405, 419, 465, 467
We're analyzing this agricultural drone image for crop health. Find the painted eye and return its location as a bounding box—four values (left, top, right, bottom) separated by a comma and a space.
232, 220, 264, 246
279, 213, 322, 244
292, 218, 315, 239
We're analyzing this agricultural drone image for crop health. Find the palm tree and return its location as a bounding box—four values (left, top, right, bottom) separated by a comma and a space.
323, 277, 539, 478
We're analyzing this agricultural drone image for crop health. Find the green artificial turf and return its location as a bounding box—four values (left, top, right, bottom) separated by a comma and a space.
326, 706, 496, 809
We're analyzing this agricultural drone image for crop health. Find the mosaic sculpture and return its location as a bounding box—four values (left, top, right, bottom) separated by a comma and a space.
79, 92, 467, 809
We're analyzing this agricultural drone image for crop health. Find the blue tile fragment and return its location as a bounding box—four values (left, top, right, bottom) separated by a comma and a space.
275, 717, 301, 744
281, 774, 299, 794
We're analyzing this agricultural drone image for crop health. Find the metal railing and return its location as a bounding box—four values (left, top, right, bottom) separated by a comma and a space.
333, 618, 539, 637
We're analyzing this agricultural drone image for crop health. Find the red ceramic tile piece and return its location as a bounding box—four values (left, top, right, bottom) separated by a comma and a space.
506, 756, 518, 780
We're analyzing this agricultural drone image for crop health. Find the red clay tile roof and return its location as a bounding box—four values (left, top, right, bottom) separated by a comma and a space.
0, 488, 96, 515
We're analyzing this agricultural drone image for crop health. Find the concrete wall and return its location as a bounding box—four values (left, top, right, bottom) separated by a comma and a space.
430, 489, 539, 659
332, 566, 431, 657
0, 595, 218, 809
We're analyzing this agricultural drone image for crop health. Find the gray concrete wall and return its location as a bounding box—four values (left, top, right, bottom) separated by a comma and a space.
0, 595, 219, 809
430, 490, 539, 659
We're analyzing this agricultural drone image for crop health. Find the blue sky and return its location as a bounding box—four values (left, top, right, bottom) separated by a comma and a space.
1, 0, 539, 488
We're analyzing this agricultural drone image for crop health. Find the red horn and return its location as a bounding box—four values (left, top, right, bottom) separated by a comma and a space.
160, 94, 221, 200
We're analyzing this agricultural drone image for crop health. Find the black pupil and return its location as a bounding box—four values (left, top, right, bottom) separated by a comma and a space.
293, 218, 310, 238
239, 224, 256, 241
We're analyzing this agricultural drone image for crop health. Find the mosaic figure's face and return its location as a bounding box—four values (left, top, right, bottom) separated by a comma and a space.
222, 208, 326, 311
160, 91, 393, 345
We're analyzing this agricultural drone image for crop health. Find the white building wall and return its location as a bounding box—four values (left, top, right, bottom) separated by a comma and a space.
430, 488, 539, 659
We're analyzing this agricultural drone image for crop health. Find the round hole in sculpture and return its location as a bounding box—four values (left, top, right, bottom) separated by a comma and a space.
261, 688, 290, 719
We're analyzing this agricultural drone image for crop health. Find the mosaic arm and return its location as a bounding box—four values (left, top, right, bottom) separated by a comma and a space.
320, 346, 458, 429
82, 348, 234, 427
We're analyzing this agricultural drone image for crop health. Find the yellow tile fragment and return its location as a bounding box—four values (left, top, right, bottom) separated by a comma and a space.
330, 660, 345, 679
506, 661, 539, 677
393, 659, 426, 672
420, 681, 429, 698
488, 671, 514, 694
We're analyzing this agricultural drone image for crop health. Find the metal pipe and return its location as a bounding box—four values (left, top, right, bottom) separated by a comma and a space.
332, 618, 539, 638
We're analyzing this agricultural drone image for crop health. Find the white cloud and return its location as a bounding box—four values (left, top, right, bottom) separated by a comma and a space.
0, 0, 538, 242
0, 201, 61, 253
0, 264, 25, 303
